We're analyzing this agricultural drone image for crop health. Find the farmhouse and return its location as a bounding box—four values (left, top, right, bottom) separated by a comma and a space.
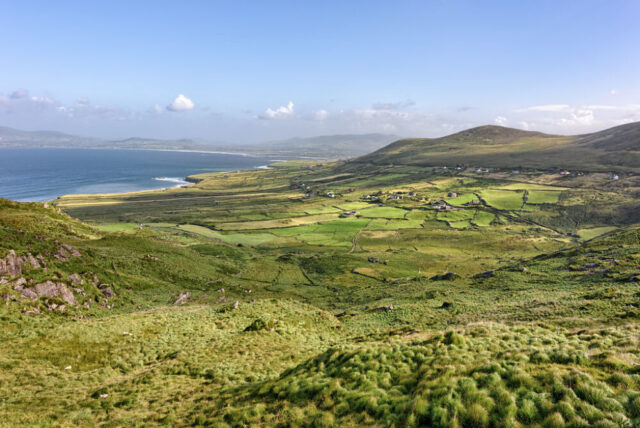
559, 170, 571, 176
447, 192, 458, 198
432, 201, 448, 210
610, 173, 619, 180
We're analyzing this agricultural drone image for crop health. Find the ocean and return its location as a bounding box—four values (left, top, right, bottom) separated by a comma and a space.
0, 148, 278, 202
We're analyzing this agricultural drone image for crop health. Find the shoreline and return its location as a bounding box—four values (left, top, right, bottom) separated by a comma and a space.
49, 164, 277, 202
0, 148, 318, 203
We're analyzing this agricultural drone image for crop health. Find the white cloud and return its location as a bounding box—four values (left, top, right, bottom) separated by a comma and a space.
313, 109, 329, 121
494, 116, 508, 126
556, 108, 595, 127
507, 103, 640, 134
260, 101, 294, 120
519, 104, 571, 112
610, 89, 618, 95
166, 94, 195, 112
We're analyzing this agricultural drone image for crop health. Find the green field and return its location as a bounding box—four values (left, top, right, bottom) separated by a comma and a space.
472, 210, 495, 226
3, 156, 640, 426
527, 190, 562, 204
445, 192, 478, 205
479, 189, 525, 210
577, 226, 618, 241
358, 206, 408, 218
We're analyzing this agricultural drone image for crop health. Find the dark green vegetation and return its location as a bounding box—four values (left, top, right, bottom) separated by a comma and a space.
2, 151, 640, 426
357, 121, 640, 173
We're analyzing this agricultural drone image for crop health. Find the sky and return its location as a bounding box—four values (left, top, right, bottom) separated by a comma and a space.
1, 0, 639, 143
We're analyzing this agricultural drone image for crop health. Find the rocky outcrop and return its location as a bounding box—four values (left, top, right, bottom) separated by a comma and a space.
54, 244, 81, 261
14, 284, 37, 300
67, 273, 84, 285
0, 250, 47, 277
98, 284, 115, 299
33, 281, 78, 305
173, 292, 191, 305
13, 280, 78, 305
0, 250, 25, 277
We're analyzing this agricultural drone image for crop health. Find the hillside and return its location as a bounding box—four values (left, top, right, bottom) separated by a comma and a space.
3, 161, 640, 425
237, 133, 399, 159
5, 0, 640, 425
355, 122, 640, 172
0, 125, 397, 159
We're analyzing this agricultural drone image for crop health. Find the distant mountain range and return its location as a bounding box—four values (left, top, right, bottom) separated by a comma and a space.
0, 126, 397, 159
353, 121, 640, 172
6, 122, 640, 171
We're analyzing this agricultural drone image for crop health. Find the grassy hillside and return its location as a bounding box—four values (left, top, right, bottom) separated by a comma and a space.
355, 122, 640, 173
2, 160, 640, 426
0, 125, 396, 158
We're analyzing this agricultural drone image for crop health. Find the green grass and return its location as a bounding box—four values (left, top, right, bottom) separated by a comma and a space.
358, 206, 408, 218
480, 189, 525, 210
445, 193, 478, 205
91, 222, 141, 232
472, 210, 495, 226
527, 190, 562, 204
2, 158, 639, 426
178, 224, 278, 246
577, 226, 617, 241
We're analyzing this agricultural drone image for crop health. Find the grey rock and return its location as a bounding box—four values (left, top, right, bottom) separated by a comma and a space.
101, 287, 115, 299
27, 253, 41, 269
173, 292, 191, 305
15, 284, 37, 301
33, 281, 78, 305
67, 273, 84, 285
0, 250, 24, 277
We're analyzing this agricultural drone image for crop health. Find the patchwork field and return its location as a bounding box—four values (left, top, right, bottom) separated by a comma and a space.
3, 160, 640, 426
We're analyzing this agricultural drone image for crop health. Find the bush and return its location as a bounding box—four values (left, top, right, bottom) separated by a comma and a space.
518, 399, 538, 424
542, 412, 565, 428
444, 331, 465, 346
462, 403, 489, 427
244, 318, 277, 332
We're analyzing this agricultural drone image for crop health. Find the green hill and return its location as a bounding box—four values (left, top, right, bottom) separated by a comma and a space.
3, 159, 640, 426
355, 122, 640, 172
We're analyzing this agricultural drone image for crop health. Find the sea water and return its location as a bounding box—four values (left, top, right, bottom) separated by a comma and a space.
0, 148, 277, 202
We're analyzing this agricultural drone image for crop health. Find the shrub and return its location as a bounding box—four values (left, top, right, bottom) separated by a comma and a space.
518, 399, 538, 424
462, 403, 489, 427
542, 412, 565, 428
444, 331, 465, 346
312, 411, 335, 428
244, 318, 277, 332
629, 396, 640, 417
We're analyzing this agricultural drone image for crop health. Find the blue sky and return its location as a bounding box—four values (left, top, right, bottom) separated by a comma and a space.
1, 0, 639, 142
